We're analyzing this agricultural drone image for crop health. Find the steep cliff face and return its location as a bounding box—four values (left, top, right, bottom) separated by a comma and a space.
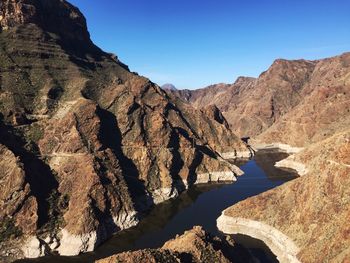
170, 54, 350, 142
218, 130, 350, 263
168, 77, 256, 114
228, 59, 316, 137
169, 53, 350, 262
258, 52, 350, 146
169, 65, 317, 138
0, 0, 90, 41
0, 0, 249, 260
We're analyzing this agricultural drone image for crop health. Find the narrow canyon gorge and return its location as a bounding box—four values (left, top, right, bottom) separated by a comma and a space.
0, 0, 349, 263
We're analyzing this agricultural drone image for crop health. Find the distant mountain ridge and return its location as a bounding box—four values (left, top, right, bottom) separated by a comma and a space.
161, 83, 177, 91
168, 53, 350, 146
168, 53, 350, 263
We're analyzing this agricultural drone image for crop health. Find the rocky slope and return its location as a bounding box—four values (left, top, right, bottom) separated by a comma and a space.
161, 83, 177, 91
258, 52, 350, 146
212, 52, 350, 262
167, 51, 350, 262
218, 130, 350, 262
0, 0, 249, 260
168, 77, 255, 114
161, 23, 350, 263
169, 53, 350, 142
96, 226, 253, 263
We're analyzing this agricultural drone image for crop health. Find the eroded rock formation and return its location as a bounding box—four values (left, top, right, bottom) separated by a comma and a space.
165, 47, 350, 263
0, 0, 249, 260
96, 226, 251, 263
169, 53, 350, 143
218, 130, 350, 262
257, 53, 350, 146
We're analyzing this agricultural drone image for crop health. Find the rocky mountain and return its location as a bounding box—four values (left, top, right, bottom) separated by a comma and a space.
168, 78, 255, 113
167, 53, 350, 262
169, 53, 350, 143
218, 129, 350, 263
0, 0, 249, 260
161, 83, 177, 91
96, 226, 253, 263
258, 53, 350, 146
178, 52, 350, 263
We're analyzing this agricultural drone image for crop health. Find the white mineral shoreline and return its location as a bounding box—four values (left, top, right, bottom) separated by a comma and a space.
23, 165, 243, 258
216, 142, 306, 263
217, 215, 301, 263
195, 171, 237, 184
275, 157, 308, 176
23, 211, 139, 257
252, 143, 303, 154
220, 150, 253, 159
252, 142, 308, 176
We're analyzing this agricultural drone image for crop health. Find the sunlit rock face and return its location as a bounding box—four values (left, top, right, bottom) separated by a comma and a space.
257, 53, 350, 146
171, 52, 350, 262
0, 0, 248, 260
182, 50, 350, 263
218, 130, 350, 263
0, 0, 90, 41
169, 53, 350, 145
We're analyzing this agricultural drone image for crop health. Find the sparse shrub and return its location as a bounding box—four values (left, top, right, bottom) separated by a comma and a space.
27, 124, 44, 143
0, 217, 22, 242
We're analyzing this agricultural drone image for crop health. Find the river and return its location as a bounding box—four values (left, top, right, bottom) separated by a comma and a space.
20, 150, 298, 263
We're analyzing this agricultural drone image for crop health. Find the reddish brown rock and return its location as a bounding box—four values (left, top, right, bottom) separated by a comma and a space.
258, 53, 350, 146
168, 51, 350, 263
0, 142, 38, 236
170, 53, 350, 144
0, 0, 247, 259
170, 59, 317, 138
96, 226, 239, 263
218, 130, 350, 263
0, 0, 90, 41
0, 144, 30, 220
14, 197, 38, 235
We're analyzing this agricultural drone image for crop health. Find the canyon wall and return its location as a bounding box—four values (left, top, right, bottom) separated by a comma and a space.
96, 226, 253, 263
169, 53, 350, 145
0, 0, 249, 260
218, 130, 350, 262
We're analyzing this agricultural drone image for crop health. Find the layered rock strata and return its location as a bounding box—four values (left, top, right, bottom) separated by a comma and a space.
168, 53, 350, 144
0, 0, 248, 260
218, 130, 350, 263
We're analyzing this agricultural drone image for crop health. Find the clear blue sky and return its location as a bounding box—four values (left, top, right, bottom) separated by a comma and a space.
69, 0, 350, 89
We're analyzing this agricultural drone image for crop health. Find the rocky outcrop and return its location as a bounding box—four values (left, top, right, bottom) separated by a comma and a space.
217, 130, 350, 263
168, 77, 256, 114
0, 0, 248, 260
0, 0, 90, 41
0, 144, 33, 231
169, 53, 350, 144
203, 52, 350, 263
96, 226, 240, 263
161, 83, 177, 91
258, 53, 350, 146
164, 22, 350, 263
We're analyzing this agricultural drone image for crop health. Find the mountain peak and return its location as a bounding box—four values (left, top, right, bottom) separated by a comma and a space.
161, 83, 177, 91
233, 76, 256, 86
0, 0, 90, 41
